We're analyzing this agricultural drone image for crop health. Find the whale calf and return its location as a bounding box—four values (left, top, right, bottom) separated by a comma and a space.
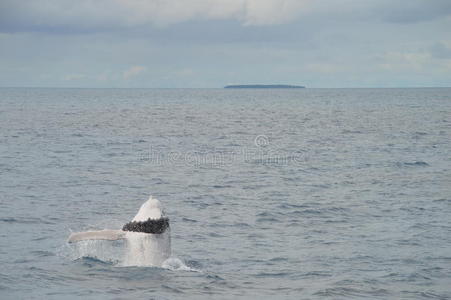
68, 196, 171, 267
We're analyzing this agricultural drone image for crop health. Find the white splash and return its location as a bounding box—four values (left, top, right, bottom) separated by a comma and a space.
162, 257, 199, 272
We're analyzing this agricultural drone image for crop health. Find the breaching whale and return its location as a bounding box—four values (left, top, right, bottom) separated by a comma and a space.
68, 196, 171, 267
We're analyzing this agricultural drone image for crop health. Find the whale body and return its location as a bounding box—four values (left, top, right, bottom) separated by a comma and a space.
68, 196, 171, 267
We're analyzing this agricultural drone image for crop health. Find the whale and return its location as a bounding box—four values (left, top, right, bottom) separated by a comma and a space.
68, 196, 171, 267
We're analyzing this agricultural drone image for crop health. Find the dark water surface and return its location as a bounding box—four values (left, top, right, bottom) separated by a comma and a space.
0, 88, 450, 299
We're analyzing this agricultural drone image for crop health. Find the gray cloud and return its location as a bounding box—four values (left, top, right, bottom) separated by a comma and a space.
2, 0, 451, 34
429, 42, 451, 59
379, 0, 451, 23
0, 0, 311, 33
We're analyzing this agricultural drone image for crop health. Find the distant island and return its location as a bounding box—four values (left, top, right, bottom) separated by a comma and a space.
224, 84, 305, 89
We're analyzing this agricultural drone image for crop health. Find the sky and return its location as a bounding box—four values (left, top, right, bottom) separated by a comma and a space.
1, 0, 451, 88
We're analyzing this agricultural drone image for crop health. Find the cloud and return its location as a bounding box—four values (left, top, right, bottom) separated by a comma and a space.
379, 51, 431, 71
378, 48, 451, 73
174, 68, 195, 77
62, 73, 86, 81
429, 41, 451, 59
2, 0, 451, 34
0, 0, 311, 33
305, 63, 345, 74
123, 65, 147, 80
379, 0, 451, 23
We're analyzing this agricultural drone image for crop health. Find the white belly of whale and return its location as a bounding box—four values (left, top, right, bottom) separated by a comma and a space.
123, 230, 171, 267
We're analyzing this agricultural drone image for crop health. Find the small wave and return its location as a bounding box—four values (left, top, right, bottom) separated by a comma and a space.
0, 217, 55, 224
277, 203, 311, 209
75, 256, 115, 267
212, 185, 232, 189
396, 161, 429, 167
314, 287, 389, 297
208, 232, 225, 238
182, 217, 198, 223
161, 284, 184, 294
256, 211, 273, 217
256, 217, 280, 223
0, 273, 14, 289
290, 209, 322, 215
233, 222, 251, 228
432, 198, 450, 203
414, 131, 428, 136
256, 211, 282, 223
341, 129, 363, 134
303, 271, 332, 278
0, 217, 17, 223
416, 291, 449, 299
288, 207, 348, 216
30, 250, 55, 257
255, 271, 291, 278
269, 257, 288, 262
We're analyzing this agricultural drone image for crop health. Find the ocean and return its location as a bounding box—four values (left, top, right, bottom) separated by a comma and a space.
0, 88, 450, 299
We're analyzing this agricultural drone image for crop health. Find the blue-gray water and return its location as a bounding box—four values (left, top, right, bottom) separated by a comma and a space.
0, 88, 450, 299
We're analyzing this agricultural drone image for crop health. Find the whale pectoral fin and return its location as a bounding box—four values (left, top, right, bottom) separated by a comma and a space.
68, 230, 126, 243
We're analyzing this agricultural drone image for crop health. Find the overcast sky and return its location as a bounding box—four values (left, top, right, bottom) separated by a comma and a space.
1, 0, 451, 88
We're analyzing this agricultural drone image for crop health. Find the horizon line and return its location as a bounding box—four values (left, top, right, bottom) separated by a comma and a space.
1, 86, 450, 89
